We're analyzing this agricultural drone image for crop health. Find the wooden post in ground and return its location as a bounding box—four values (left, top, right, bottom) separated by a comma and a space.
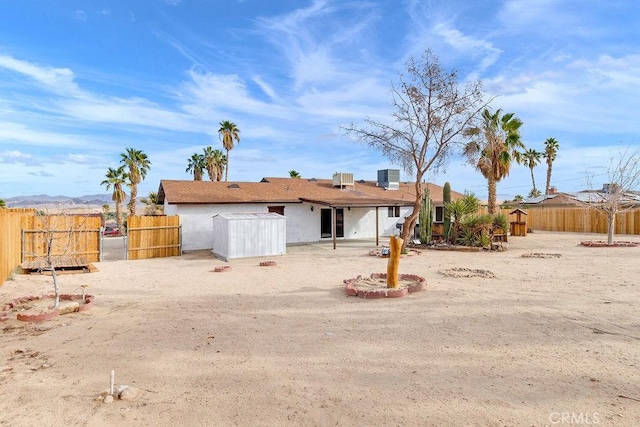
387, 235, 403, 288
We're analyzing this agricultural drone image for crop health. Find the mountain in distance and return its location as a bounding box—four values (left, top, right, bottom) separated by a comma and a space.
4, 193, 127, 207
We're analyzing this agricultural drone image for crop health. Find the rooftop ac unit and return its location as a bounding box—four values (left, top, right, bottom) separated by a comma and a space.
602, 183, 619, 193
333, 172, 354, 187
377, 169, 400, 190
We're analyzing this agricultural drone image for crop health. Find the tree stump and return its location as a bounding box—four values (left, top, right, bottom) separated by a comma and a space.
386, 236, 404, 288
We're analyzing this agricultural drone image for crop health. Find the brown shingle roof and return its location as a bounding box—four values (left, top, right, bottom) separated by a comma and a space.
158, 177, 464, 207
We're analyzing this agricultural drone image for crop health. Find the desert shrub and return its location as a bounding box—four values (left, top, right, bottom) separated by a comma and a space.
455, 213, 500, 248
445, 193, 480, 243
492, 213, 508, 232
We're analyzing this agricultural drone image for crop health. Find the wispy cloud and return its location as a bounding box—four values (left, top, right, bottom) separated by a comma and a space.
256, 0, 383, 90
74, 10, 87, 22
151, 26, 206, 69
0, 123, 91, 149
0, 150, 34, 164
0, 55, 80, 95
433, 22, 502, 73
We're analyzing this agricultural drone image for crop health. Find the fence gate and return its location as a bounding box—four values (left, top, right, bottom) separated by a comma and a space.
21, 214, 101, 270
126, 216, 181, 260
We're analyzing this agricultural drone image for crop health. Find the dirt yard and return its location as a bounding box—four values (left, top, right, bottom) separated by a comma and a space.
1, 231, 639, 426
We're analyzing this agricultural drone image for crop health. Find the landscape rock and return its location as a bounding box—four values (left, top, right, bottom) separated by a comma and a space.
117, 385, 138, 401
58, 302, 80, 315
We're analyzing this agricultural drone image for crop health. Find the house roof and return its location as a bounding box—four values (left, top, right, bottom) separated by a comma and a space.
521, 193, 579, 206
521, 190, 640, 207
158, 177, 464, 208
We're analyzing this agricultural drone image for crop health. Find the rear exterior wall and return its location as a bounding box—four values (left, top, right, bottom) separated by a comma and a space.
165, 202, 412, 251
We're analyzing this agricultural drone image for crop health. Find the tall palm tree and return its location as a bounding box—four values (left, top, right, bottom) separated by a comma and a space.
102, 203, 110, 223
101, 166, 128, 233
214, 151, 226, 182
464, 108, 524, 214
186, 153, 206, 181
202, 146, 217, 181
218, 120, 240, 182
519, 148, 542, 195
543, 137, 559, 195
289, 170, 301, 178
120, 148, 151, 217
203, 146, 226, 181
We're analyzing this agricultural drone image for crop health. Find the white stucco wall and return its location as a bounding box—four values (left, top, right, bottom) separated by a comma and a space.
167, 201, 414, 251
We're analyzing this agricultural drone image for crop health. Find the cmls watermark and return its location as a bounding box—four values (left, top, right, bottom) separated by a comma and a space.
549, 412, 600, 424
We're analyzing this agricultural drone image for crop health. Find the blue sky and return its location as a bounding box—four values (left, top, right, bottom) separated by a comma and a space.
1, 0, 639, 200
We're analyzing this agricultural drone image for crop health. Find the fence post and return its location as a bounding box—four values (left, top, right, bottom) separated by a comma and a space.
179, 224, 183, 255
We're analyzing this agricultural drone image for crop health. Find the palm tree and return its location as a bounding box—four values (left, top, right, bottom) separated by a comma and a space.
214, 151, 226, 182
141, 191, 163, 215
202, 146, 217, 181
101, 203, 110, 223
464, 108, 524, 214
120, 148, 151, 217
203, 146, 226, 181
218, 120, 240, 182
543, 137, 559, 195
289, 170, 301, 178
186, 153, 206, 181
101, 166, 128, 233
519, 148, 542, 195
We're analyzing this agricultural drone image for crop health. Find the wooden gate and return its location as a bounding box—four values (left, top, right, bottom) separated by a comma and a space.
21, 214, 101, 264
127, 216, 181, 260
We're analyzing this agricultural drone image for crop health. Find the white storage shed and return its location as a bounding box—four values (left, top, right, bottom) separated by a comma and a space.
211, 212, 287, 261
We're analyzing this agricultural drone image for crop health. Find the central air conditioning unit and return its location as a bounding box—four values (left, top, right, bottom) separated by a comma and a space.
377, 169, 400, 190
333, 172, 354, 188
602, 183, 619, 194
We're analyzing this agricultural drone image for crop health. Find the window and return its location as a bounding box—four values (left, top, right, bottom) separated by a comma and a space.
435, 206, 444, 222
388, 206, 400, 217
268, 206, 285, 216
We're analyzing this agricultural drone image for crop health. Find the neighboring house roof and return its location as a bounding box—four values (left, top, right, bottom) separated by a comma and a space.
521, 190, 640, 207
521, 193, 579, 206
158, 177, 464, 208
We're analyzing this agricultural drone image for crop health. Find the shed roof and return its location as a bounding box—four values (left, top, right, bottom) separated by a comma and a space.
158, 177, 464, 208
213, 212, 286, 220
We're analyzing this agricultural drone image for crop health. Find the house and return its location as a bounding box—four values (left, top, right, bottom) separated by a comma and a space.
521, 184, 640, 208
157, 170, 464, 251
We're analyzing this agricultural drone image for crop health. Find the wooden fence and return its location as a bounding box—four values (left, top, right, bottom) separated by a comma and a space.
1, 212, 181, 286
0, 209, 35, 284
127, 215, 181, 260
21, 214, 101, 263
500, 207, 640, 235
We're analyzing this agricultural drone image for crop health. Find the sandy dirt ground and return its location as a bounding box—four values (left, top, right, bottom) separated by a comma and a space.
1, 231, 639, 426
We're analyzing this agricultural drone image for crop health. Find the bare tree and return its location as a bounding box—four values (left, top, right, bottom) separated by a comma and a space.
24, 211, 93, 309
343, 49, 488, 247
580, 146, 640, 245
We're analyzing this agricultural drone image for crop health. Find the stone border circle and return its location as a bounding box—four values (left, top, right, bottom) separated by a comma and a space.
259, 261, 277, 267
2, 293, 95, 323
344, 273, 426, 299
580, 241, 640, 247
